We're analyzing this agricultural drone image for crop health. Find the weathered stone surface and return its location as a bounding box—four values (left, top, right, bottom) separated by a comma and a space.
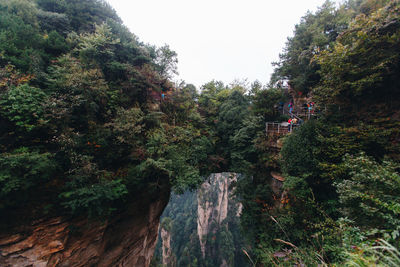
269, 172, 289, 209
161, 228, 171, 266
0, 188, 170, 267
160, 227, 176, 267
197, 173, 241, 261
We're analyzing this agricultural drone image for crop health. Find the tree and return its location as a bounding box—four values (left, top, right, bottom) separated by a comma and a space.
0, 84, 47, 132
271, 0, 347, 94
252, 88, 286, 121
315, 0, 400, 114
336, 153, 400, 239
155, 44, 178, 79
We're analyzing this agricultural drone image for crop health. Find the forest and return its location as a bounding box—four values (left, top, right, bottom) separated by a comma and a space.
0, 0, 399, 266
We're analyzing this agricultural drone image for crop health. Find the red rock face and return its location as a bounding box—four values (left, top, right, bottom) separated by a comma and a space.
0, 188, 170, 267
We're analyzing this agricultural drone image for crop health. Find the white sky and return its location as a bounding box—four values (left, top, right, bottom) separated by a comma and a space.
106, 0, 327, 88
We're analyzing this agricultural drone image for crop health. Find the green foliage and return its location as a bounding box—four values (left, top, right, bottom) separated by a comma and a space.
198, 80, 228, 126
336, 153, 400, 239
60, 178, 128, 217
154, 44, 178, 79
77, 23, 119, 67
46, 54, 109, 128
161, 217, 173, 232
281, 120, 319, 177
37, 0, 121, 32
197, 83, 253, 172
0, 0, 44, 72
315, 0, 400, 112
230, 115, 264, 173
109, 107, 144, 145
271, 0, 391, 95
271, 0, 350, 94
155, 192, 202, 266
344, 239, 400, 267
245, 2, 400, 266
0, 0, 211, 223
0, 147, 57, 207
217, 90, 249, 145
44, 30, 69, 56
36, 8, 71, 34
252, 88, 286, 121
1, 1, 399, 266
0, 84, 47, 132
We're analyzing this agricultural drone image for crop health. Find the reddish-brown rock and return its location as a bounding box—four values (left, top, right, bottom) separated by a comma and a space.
0, 188, 170, 267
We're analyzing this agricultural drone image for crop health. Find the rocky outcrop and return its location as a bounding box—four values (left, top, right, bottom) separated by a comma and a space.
197, 173, 227, 258
161, 228, 170, 266
270, 172, 289, 209
160, 227, 175, 267
197, 173, 242, 260
0, 188, 170, 267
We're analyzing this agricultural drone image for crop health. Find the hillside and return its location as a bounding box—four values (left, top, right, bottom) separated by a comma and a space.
0, 0, 399, 266
0, 0, 209, 265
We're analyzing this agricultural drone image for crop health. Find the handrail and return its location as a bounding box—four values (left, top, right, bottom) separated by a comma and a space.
265, 122, 299, 136
283, 106, 319, 120
283, 107, 303, 121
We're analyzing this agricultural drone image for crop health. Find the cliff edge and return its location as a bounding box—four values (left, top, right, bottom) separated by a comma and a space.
0, 188, 170, 267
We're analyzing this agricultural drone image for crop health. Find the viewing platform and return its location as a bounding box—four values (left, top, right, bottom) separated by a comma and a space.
265, 122, 299, 136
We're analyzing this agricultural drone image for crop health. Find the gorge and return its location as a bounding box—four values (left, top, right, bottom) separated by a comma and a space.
0, 0, 399, 266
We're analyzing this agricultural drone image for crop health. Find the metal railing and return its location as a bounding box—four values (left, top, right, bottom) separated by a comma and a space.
283, 107, 318, 120
283, 107, 306, 120
265, 122, 298, 136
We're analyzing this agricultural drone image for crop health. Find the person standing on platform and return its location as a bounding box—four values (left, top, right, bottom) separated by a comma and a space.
288, 102, 293, 114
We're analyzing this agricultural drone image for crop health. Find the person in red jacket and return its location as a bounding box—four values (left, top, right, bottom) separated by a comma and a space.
288, 118, 293, 132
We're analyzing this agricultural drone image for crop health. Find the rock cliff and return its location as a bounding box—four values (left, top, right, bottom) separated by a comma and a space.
197, 173, 242, 262
161, 228, 171, 266
0, 188, 170, 267
155, 173, 248, 266
160, 227, 176, 267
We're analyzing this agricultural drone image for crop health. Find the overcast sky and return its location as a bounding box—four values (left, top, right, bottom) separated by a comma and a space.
106, 0, 327, 88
